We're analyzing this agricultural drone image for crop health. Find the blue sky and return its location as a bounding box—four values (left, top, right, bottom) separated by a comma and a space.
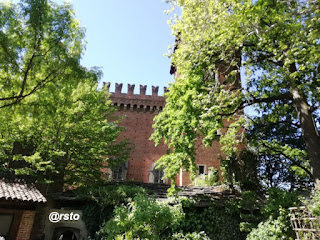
68, 0, 175, 95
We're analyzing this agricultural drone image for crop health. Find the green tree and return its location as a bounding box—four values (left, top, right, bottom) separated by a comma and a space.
0, 0, 130, 189
0, 71, 130, 189
247, 120, 312, 190
0, 0, 83, 108
152, 0, 320, 189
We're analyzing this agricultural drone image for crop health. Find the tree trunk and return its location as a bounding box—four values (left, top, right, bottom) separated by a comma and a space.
291, 88, 320, 189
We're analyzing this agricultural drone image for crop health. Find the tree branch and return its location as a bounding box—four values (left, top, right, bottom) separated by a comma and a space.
0, 68, 63, 108
219, 92, 292, 117
0, 36, 23, 72
259, 140, 313, 180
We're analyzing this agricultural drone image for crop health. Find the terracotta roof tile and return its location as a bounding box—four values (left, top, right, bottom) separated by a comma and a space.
0, 178, 46, 203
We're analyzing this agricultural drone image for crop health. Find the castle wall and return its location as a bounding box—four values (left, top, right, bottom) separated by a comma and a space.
109, 83, 222, 186
109, 83, 167, 183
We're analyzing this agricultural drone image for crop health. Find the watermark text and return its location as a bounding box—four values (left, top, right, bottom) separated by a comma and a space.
49, 212, 80, 223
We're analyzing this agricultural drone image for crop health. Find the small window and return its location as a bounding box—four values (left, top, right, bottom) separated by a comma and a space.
149, 164, 165, 184
198, 165, 205, 175
153, 169, 164, 184
112, 162, 127, 181
216, 129, 222, 136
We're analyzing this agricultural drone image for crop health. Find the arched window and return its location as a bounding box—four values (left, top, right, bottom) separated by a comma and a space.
111, 162, 128, 181
133, 105, 138, 111
149, 163, 165, 184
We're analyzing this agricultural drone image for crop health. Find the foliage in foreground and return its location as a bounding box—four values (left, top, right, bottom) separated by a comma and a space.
179, 197, 246, 240
82, 186, 306, 240
309, 189, 320, 217
192, 167, 219, 187
245, 188, 299, 240
0, 74, 130, 188
171, 231, 210, 240
109, 231, 211, 240
81, 185, 148, 238
97, 194, 184, 240
246, 209, 294, 240
91, 190, 246, 240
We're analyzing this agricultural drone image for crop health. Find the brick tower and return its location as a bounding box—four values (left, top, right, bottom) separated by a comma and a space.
108, 83, 223, 186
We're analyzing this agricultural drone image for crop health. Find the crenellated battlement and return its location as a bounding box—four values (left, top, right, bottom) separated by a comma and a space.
106, 82, 167, 97
105, 82, 167, 113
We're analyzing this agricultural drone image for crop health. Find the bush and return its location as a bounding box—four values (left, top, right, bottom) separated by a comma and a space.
238, 191, 263, 233
180, 198, 246, 240
171, 231, 210, 240
82, 203, 114, 238
98, 193, 184, 240
246, 188, 300, 240
309, 189, 320, 216
261, 188, 300, 218
246, 208, 294, 240
80, 185, 147, 238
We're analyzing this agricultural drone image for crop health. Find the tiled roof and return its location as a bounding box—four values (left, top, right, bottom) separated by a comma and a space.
49, 182, 239, 204
178, 186, 237, 198
0, 178, 46, 203
102, 182, 238, 199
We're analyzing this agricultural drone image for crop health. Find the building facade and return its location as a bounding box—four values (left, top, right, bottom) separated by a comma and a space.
109, 83, 224, 186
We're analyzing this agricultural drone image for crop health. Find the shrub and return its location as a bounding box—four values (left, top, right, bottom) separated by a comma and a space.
309, 189, 320, 216
98, 193, 184, 240
82, 203, 114, 238
246, 208, 294, 240
246, 188, 300, 240
238, 191, 263, 233
180, 198, 246, 240
262, 188, 300, 218
80, 185, 147, 238
171, 231, 210, 240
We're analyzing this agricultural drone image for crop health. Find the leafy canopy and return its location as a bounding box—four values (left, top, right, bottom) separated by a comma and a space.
0, 0, 84, 108
0, 0, 130, 189
152, 0, 320, 189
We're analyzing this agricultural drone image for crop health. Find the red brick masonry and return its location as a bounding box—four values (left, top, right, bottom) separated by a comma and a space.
109, 83, 222, 186
16, 210, 35, 240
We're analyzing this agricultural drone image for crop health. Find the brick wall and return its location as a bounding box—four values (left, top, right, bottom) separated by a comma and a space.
110, 83, 167, 183
109, 83, 222, 186
181, 139, 223, 186
16, 210, 35, 240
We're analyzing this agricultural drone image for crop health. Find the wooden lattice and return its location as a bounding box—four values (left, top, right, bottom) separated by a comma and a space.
289, 206, 320, 240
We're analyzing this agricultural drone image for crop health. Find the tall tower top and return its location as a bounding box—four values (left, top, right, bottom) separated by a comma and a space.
107, 83, 166, 112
